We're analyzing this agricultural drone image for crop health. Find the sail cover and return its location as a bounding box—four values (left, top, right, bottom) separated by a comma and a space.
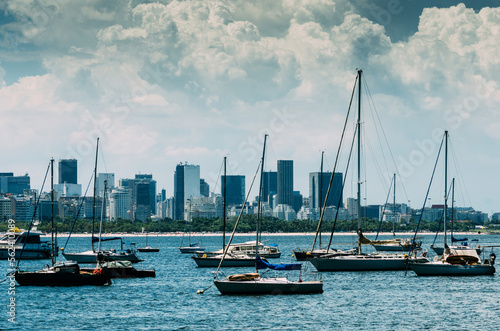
256, 256, 301, 270
451, 236, 468, 242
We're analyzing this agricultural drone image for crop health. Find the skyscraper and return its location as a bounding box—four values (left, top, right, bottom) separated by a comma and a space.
221, 175, 245, 206
262, 171, 277, 204
174, 163, 200, 220
58, 159, 78, 184
309, 172, 343, 209
277, 160, 293, 206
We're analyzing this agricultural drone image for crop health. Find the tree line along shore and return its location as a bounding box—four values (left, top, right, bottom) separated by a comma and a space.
1, 215, 488, 234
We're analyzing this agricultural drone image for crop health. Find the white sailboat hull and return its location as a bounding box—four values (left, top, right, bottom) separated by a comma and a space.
214, 277, 323, 295
409, 262, 495, 276
309, 254, 428, 272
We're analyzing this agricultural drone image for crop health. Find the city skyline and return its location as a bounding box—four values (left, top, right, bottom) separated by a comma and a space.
0, 1, 499, 214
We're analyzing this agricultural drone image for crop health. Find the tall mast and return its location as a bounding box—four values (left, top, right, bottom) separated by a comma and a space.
50, 158, 56, 266
393, 173, 396, 237
443, 131, 448, 248
451, 178, 455, 239
98, 179, 107, 252
92, 137, 99, 252
357, 69, 362, 232
255, 134, 267, 272
319, 151, 324, 247
223, 156, 227, 250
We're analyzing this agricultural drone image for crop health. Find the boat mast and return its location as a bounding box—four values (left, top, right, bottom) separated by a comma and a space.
98, 179, 107, 252
451, 178, 455, 239
223, 156, 227, 250
443, 131, 448, 249
92, 137, 99, 252
255, 134, 268, 272
319, 151, 324, 248
50, 158, 56, 267
393, 173, 396, 237
357, 69, 362, 237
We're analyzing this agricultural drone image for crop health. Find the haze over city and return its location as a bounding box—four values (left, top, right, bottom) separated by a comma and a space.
1, 1, 499, 214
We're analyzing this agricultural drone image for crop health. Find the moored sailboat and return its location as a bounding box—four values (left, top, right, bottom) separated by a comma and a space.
309, 70, 427, 272
211, 135, 323, 294
15, 159, 111, 286
408, 131, 495, 276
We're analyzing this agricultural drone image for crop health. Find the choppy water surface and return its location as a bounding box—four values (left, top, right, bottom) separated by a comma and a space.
2, 233, 500, 330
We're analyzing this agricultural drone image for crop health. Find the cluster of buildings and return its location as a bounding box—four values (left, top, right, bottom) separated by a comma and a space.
0, 160, 492, 225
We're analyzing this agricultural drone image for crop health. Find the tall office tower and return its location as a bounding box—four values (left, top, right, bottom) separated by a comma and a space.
277, 160, 293, 206
221, 175, 245, 206
109, 188, 132, 220
97, 173, 115, 197
58, 159, 78, 184
174, 163, 200, 220
134, 174, 157, 216
309, 172, 344, 209
293, 191, 303, 213
262, 171, 277, 204
0, 172, 30, 195
200, 179, 209, 197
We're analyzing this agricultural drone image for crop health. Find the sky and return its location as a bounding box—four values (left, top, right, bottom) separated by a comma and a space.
0, 0, 499, 215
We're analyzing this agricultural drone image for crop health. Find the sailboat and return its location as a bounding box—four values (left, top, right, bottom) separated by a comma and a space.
309, 69, 427, 272
409, 131, 495, 276
430, 178, 480, 255
372, 174, 422, 252
138, 232, 160, 252
62, 139, 141, 264
179, 220, 204, 253
15, 159, 112, 286
211, 135, 323, 295
192, 156, 255, 267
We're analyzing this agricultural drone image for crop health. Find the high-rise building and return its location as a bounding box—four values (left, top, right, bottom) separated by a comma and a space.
174, 163, 200, 220
262, 171, 277, 204
221, 175, 245, 206
109, 188, 132, 220
200, 179, 209, 197
277, 160, 293, 206
58, 159, 78, 184
97, 173, 115, 197
309, 172, 343, 209
117, 175, 156, 219
0, 173, 31, 195
292, 191, 303, 213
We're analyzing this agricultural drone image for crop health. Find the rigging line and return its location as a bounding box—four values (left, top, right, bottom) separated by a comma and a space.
411, 133, 445, 253
213, 160, 261, 279
17, 160, 51, 268
211, 158, 224, 196
363, 77, 391, 177
63, 172, 95, 250
449, 140, 472, 207
375, 174, 395, 240
364, 131, 390, 194
327, 124, 358, 252
311, 73, 358, 252
362, 75, 411, 205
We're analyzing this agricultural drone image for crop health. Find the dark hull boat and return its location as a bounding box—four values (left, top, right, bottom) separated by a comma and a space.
81, 261, 155, 278
192, 254, 256, 267
137, 247, 160, 253
214, 275, 323, 295
15, 261, 111, 286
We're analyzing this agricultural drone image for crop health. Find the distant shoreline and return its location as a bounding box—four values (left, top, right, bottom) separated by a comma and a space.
39, 231, 486, 238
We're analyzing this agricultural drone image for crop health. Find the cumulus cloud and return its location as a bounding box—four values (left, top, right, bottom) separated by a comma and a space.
0, 1, 499, 211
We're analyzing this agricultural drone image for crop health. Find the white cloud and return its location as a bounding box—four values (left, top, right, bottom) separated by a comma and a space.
0, 1, 499, 212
